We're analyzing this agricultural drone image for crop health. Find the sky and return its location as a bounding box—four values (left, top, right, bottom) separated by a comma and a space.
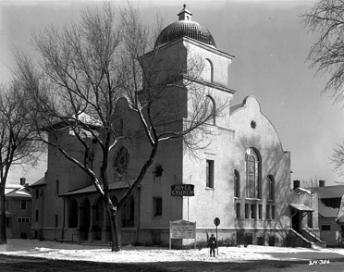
1, 0, 344, 186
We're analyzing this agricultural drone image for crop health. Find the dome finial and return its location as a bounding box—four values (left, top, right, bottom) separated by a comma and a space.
178, 4, 192, 21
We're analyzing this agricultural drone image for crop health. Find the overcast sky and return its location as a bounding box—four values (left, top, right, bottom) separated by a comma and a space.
1, 0, 343, 186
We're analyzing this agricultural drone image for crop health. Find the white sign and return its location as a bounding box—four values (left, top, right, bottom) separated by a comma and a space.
169, 220, 196, 249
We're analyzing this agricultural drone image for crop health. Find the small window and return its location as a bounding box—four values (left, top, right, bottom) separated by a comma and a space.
20, 200, 27, 210
35, 210, 39, 222
321, 225, 331, 231
267, 175, 274, 201
245, 203, 249, 219
206, 160, 214, 188
235, 203, 240, 219
153, 197, 162, 217
258, 204, 262, 219
36, 189, 39, 199
251, 204, 256, 219
271, 205, 275, 220
25, 218, 30, 223
17, 218, 22, 223
234, 170, 240, 198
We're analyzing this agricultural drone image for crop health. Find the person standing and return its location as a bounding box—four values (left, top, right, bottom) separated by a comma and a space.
208, 234, 216, 257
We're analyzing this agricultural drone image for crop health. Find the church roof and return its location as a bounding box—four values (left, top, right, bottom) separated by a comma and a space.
60, 180, 135, 197
30, 176, 47, 187
155, 5, 216, 48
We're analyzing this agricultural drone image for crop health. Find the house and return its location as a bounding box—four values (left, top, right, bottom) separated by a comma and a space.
310, 182, 344, 247
3, 178, 32, 239
30, 5, 319, 247
287, 180, 323, 247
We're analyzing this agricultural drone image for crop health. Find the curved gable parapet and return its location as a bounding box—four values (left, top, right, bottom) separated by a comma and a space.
230, 95, 287, 154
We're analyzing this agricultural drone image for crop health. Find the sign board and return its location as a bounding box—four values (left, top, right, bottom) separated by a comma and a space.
214, 217, 220, 226
169, 220, 196, 249
171, 184, 194, 196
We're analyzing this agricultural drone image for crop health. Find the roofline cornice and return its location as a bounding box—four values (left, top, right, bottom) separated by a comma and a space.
143, 36, 235, 60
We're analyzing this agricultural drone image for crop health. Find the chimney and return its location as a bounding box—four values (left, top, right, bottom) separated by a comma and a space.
20, 177, 26, 186
319, 180, 325, 187
293, 180, 300, 190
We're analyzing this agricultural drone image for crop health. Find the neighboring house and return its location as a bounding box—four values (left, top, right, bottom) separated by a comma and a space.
287, 180, 323, 247
310, 183, 344, 247
31, 6, 318, 247
3, 178, 32, 239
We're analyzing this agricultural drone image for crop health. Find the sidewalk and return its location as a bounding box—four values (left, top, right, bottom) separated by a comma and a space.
1, 239, 344, 263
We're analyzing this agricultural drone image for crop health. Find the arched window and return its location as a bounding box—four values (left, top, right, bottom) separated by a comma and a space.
245, 148, 261, 198
234, 170, 240, 198
267, 175, 274, 201
202, 58, 214, 83
114, 147, 129, 175
206, 95, 216, 125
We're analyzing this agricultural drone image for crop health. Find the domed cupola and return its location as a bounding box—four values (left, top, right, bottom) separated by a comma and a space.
155, 5, 216, 48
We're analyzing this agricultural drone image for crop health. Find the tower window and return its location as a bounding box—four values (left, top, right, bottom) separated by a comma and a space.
205, 95, 216, 125
56, 180, 59, 195
35, 210, 39, 222
202, 58, 214, 83
206, 160, 214, 188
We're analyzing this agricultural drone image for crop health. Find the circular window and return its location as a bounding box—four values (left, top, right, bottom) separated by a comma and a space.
250, 121, 257, 129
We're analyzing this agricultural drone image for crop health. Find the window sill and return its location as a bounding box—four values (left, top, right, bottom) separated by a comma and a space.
205, 187, 215, 191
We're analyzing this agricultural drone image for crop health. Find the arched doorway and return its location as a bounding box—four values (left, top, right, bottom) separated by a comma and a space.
68, 198, 78, 228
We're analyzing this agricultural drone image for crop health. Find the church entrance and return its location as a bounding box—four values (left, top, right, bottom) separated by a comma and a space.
291, 208, 301, 233
80, 198, 90, 240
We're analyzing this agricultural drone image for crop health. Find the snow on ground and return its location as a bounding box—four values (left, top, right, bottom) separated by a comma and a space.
1, 239, 344, 263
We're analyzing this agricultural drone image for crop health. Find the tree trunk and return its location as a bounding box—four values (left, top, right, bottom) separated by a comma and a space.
108, 207, 121, 251
0, 184, 7, 244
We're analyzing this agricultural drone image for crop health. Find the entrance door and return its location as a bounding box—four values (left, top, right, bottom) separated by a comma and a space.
291, 208, 301, 233
80, 198, 90, 240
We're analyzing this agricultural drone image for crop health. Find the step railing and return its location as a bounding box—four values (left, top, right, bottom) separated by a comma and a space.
302, 228, 326, 247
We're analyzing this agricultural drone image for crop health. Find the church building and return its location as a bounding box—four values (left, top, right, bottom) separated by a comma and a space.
30, 5, 319, 247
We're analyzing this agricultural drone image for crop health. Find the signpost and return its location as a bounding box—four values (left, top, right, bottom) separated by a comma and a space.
214, 217, 220, 256
169, 220, 196, 249
171, 184, 194, 220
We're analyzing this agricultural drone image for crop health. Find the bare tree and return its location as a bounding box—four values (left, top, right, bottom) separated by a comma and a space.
0, 81, 41, 244
301, 176, 320, 188
304, 0, 344, 102
16, 4, 225, 251
304, 0, 344, 175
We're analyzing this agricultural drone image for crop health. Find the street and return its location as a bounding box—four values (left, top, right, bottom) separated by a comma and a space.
1, 255, 344, 272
